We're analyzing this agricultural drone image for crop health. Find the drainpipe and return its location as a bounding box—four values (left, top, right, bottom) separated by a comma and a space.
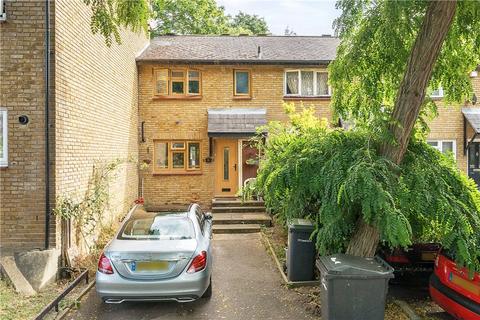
44, 0, 51, 249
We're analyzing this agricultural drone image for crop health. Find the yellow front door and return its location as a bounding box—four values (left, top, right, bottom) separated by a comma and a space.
215, 139, 238, 197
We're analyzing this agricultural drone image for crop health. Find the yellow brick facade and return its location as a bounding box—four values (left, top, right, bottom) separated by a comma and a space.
0, 0, 148, 255
138, 64, 332, 209
428, 75, 480, 174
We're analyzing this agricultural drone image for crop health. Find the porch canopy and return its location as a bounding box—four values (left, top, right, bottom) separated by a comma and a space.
462, 107, 480, 154
207, 108, 267, 137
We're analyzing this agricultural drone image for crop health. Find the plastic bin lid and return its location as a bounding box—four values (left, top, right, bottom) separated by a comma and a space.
317, 254, 393, 277
288, 218, 315, 231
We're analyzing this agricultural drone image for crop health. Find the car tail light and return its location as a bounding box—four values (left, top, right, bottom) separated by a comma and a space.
187, 251, 207, 273
98, 253, 114, 274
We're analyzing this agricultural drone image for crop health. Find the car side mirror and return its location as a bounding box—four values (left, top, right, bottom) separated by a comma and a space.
204, 212, 213, 220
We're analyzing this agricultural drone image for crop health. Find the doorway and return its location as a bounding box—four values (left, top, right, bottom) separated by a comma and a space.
214, 139, 238, 196
468, 142, 480, 186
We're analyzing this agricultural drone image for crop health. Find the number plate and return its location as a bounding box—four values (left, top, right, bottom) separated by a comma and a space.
450, 273, 480, 296
130, 261, 169, 272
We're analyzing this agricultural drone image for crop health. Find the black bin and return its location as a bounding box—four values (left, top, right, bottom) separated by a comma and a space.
287, 218, 316, 282
316, 254, 394, 320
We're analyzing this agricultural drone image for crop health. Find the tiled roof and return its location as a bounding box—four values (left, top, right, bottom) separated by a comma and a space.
137, 35, 339, 65
208, 108, 267, 135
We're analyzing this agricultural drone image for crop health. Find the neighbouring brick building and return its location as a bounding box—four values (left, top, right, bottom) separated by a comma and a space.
0, 0, 148, 256
136, 35, 480, 210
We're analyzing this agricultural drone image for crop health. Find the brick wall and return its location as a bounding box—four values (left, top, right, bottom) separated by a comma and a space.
138, 64, 332, 209
54, 0, 148, 251
0, 0, 52, 255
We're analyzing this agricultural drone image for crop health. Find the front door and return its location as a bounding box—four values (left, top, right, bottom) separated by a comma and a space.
468, 142, 480, 186
215, 139, 238, 196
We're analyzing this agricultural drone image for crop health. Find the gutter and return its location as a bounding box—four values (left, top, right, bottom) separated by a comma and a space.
44, 0, 51, 249
136, 59, 332, 66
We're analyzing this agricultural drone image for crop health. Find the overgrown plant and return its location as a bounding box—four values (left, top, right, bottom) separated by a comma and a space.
255, 105, 480, 272
54, 159, 124, 249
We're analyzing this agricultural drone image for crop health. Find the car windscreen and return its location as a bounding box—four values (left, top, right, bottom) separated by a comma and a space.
118, 214, 194, 240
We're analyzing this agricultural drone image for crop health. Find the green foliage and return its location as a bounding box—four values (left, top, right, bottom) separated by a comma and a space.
152, 0, 231, 36
54, 159, 123, 248
229, 11, 269, 35
84, 0, 150, 47
85, 0, 270, 44
330, 0, 480, 134
152, 0, 269, 36
256, 107, 480, 272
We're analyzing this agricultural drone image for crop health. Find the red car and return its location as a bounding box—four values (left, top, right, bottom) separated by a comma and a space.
430, 251, 480, 320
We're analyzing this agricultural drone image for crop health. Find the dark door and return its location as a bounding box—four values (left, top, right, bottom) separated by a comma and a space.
468, 142, 480, 186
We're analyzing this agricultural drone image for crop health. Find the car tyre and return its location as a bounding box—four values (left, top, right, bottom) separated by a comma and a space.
202, 277, 212, 298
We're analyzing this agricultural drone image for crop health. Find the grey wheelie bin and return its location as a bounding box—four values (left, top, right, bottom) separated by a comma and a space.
316, 254, 394, 320
287, 219, 316, 282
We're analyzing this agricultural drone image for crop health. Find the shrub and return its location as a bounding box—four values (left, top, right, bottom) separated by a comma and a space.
256, 105, 480, 271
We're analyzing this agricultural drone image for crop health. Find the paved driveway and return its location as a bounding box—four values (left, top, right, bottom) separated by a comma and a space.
68, 234, 314, 320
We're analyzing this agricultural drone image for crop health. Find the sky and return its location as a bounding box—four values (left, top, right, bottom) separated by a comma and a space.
217, 0, 341, 36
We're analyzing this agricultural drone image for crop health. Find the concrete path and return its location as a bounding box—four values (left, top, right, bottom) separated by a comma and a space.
68, 234, 314, 320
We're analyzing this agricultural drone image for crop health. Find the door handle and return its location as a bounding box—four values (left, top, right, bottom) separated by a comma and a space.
233, 164, 237, 171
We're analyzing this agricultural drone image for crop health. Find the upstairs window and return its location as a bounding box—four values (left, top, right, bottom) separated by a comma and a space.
0, 109, 7, 167
153, 68, 201, 97
154, 140, 201, 174
234, 70, 251, 96
285, 70, 330, 97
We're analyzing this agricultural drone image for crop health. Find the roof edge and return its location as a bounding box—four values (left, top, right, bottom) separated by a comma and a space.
136, 59, 332, 66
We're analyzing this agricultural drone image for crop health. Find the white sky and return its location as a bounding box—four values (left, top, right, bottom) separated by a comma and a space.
217, 0, 341, 36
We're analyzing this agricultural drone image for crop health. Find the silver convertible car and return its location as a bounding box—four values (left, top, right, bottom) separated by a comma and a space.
96, 203, 213, 303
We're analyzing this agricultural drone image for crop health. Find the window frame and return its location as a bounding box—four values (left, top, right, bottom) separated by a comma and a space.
427, 139, 456, 159
0, 108, 7, 167
430, 86, 444, 98
153, 139, 202, 174
187, 141, 201, 171
153, 68, 202, 98
233, 69, 251, 97
284, 69, 331, 98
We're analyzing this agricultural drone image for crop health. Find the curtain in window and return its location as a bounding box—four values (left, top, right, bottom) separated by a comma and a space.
301, 71, 314, 96
286, 72, 299, 95
155, 69, 169, 95
317, 72, 329, 95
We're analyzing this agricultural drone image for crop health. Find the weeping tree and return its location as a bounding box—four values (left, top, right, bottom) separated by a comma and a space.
330, 0, 480, 257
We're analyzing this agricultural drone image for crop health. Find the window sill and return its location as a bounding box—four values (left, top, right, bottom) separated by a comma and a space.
283, 96, 331, 101
233, 96, 252, 100
152, 95, 202, 100
153, 170, 202, 176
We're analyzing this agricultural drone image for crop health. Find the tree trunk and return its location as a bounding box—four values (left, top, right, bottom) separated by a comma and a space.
347, 1, 457, 257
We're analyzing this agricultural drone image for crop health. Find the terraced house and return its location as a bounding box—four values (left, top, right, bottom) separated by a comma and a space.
136, 35, 480, 210
136, 35, 338, 209
1, 12, 479, 262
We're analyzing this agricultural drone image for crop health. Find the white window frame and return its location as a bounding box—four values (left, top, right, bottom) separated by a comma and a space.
427, 139, 456, 159
430, 86, 444, 98
284, 70, 331, 97
0, 108, 7, 167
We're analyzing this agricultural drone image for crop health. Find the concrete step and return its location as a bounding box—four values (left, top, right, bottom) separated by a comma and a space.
213, 224, 262, 234
213, 213, 272, 226
212, 199, 265, 208
212, 206, 266, 213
